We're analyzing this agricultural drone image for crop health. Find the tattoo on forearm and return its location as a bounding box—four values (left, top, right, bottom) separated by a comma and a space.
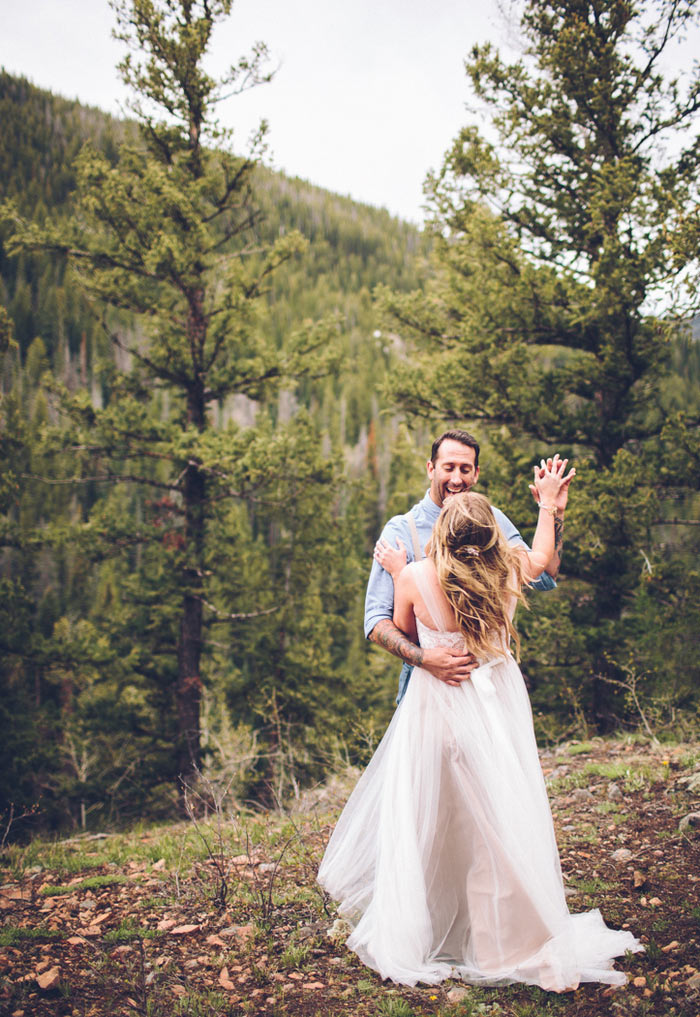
371, 620, 424, 667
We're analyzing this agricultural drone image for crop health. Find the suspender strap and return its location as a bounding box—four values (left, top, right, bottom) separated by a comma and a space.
407, 513, 424, 561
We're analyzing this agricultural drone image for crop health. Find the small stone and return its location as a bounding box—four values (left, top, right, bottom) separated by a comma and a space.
447, 986, 470, 1003
662, 941, 679, 953
633, 976, 647, 988
288, 972, 303, 981
633, 870, 646, 889
612, 848, 633, 863
220, 923, 254, 943
572, 788, 595, 802
680, 773, 700, 794
219, 967, 236, 991
36, 966, 60, 991
305, 981, 325, 989
78, 899, 96, 910
326, 918, 350, 943
643, 988, 653, 997
67, 936, 86, 946
258, 862, 276, 873
157, 918, 176, 931
206, 934, 226, 948
171, 985, 186, 997
679, 812, 700, 833
648, 897, 662, 906
152, 858, 166, 871
171, 924, 201, 935
608, 782, 623, 801
686, 973, 700, 990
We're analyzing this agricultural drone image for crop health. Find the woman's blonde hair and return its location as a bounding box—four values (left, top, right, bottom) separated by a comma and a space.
430, 492, 526, 660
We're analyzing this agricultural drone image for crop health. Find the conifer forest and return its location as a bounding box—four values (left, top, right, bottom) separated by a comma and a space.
1, 0, 700, 846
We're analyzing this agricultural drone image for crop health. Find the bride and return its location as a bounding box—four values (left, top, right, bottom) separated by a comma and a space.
318, 460, 642, 989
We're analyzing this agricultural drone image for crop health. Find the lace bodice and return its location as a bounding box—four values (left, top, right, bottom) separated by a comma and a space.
416, 617, 468, 651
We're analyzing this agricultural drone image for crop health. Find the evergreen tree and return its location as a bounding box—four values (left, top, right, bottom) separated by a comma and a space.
2, 0, 337, 783
380, 0, 700, 729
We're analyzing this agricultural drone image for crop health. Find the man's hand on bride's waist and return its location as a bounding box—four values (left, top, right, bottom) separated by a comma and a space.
423, 646, 478, 686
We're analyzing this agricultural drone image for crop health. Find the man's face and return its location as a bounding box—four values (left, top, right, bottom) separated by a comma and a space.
427, 439, 480, 507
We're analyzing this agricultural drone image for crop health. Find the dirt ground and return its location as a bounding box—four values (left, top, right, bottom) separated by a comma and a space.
1, 736, 699, 1017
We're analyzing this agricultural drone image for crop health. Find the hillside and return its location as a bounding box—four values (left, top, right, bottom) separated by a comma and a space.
1, 737, 700, 1017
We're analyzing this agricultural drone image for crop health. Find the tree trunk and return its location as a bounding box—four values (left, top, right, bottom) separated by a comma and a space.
176, 380, 207, 781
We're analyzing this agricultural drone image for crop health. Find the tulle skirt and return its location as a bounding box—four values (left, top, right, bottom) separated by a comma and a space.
318, 657, 642, 988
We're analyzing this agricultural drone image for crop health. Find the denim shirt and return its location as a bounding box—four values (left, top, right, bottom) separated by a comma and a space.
364, 490, 556, 703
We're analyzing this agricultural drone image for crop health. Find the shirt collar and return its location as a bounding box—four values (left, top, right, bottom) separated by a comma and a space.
421, 489, 441, 522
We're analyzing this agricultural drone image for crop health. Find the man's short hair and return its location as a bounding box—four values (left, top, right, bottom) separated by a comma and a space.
431, 429, 480, 467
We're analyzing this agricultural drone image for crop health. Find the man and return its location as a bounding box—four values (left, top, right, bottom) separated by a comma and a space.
364, 429, 571, 702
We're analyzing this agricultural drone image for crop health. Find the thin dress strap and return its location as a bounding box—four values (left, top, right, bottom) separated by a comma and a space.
406, 513, 424, 562
411, 559, 455, 634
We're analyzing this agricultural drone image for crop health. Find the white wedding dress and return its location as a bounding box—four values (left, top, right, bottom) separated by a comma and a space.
318, 561, 642, 989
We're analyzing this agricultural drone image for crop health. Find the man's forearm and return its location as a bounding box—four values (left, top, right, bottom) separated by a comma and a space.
369, 619, 424, 668
545, 511, 564, 580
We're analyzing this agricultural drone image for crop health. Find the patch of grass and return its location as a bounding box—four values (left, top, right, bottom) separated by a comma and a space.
103, 919, 160, 943
568, 876, 615, 896
582, 760, 632, 780
376, 997, 415, 1017
279, 941, 310, 970
356, 977, 379, 995
594, 801, 622, 814
566, 741, 597, 756
40, 873, 129, 896
0, 925, 64, 947
172, 991, 230, 1016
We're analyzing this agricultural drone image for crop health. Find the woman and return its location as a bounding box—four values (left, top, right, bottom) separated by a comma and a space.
318, 461, 641, 989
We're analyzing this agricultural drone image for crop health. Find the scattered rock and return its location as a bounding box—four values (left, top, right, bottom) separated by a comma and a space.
648, 897, 662, 906
679, 812, 700, 833
662, 941, 679, 953
151, 858, 166, 871
206, 934, 226, 948
633, 870, 646, 889
36, 966, 60, 991
572, 788, 595, 803
220, 923, 255, 943
678, 773, 700, 795
219, 967, 236, 991
446, 986, 470, 1003
258, 862, 276, 873
686, 972, 700, 990
607, 782, 623, 801
157, 918, 177, 931
171, 923, 201, 935
612, 848, 633, 863
632, 976, 647, 988
67, 936, 86, 946
171, 985, 186, 997
305, 981, 325, 989
326, 918, 350, 943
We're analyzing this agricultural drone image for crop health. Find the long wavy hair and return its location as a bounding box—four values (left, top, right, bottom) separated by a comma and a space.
430, 492, 526, 660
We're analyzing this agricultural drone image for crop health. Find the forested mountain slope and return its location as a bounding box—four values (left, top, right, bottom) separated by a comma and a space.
0, 71, 430, 834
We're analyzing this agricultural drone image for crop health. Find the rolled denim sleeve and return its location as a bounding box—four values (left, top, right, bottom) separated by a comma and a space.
364, 517, 413, 638
492, 506, 557, 591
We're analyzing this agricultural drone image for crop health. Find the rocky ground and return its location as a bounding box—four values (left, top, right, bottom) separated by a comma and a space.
1, 735, 700, 1017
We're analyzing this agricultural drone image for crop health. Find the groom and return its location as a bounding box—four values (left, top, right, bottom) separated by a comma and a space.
365, 429, 569, 702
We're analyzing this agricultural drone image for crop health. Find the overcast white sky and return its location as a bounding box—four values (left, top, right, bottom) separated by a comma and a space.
0, 0, 519, 224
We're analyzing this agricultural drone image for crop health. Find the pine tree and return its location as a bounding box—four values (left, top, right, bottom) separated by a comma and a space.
379, 0, 700, 728
2, 0, 336, 782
